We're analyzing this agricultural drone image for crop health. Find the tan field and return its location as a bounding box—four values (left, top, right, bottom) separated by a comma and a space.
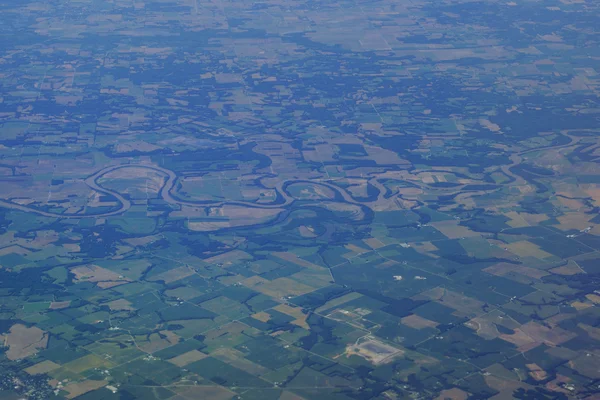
4, 324, 48, 360
63, 380, 108, 399
25, 360, 61, 375
401, 314, 439, 329
70, 264, 131, 288
168, 349, 208, 367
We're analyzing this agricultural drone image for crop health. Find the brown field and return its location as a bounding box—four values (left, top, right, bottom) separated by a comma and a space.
550, 260, 586, 275
466, 310, 521, 340
519, 321, 576, 346
29, 226, 60, 247
164, 286, 204, 301
327, 309, 360, 323
211, 347, 270, 376
274, 304, 309, 329
363, 237, 386, 249
577, 323, 600, 341
63, 380, 107, 399
86, 191, 119, 209
504, 241, 554, 259
171, 386, 235, 400
545, 374, 576, 396
280, 392, 307, 400
251, 311, 271, 322
571, 301, 593, 310
430, 220, 479, 239
148, 266, 195, 284
411, 241, 440, 257
168, 349, 208, 367
484, 262, 549, 280
272, 252, 324, 270
484, 374, 532, 399
160, 330, 180, 343
63, 243, 81, 252
97, 280, 130, 289
64, 354, 115, 374
465, 318, 501, 341
287, 182, 337, 200
25, 360, 61, 375
315, 292, 363, 314
518, 212, 550, 225
0, 245, 31, 256
105, 298, 135, 311
345, 181, 370, 199
123, 234, 162, 247
397, 187, 423, 198
241, 276, 314, 298
543, 313, 576, 328
1, 1, 597, 398
498, 328, 539, 351
480, 118, 502, 133
504, 211, 532, 228
203, 249, 253, 266
401, 314, 438, 329
302, 142, 336, 163
582, 186, 600, 206
115, 141, 161, 154
4, 324, 48, 360
414, 287, 486, 318
434, 388, 469, 400
314, 202, 365, 221
484, 363, 521, 382
186, 220, 230, 231
451, 192, 482, 209
344, 243, 370, 255
298, 225, 318, 238
415, 172, 444, 184
2, 178, 98, 208
217, 274, 247, 286
555, 212, 595, 231
527, 363, 548, 381
187, 205, 283, 231
203, 321, 246, 342
137, 331, 180, 353
290, 268, 332, 290
242, 187, 277, 203
365, 146, 409, 165
472, 319, 504, 341
70, 264, 131, 289
586, 294, 600, 304
50, 301, 71, 310
99, 167, 166, 196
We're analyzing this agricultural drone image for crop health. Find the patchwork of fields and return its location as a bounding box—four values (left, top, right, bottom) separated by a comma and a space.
0, 0, 600, 399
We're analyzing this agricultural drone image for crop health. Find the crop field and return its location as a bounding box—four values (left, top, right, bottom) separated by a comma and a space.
0, 0, 599, 399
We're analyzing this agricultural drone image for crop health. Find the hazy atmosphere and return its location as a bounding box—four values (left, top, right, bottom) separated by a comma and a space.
0, 0, 599, 399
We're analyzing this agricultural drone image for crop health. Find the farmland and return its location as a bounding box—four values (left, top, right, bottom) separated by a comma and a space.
1, 0, 600, 399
